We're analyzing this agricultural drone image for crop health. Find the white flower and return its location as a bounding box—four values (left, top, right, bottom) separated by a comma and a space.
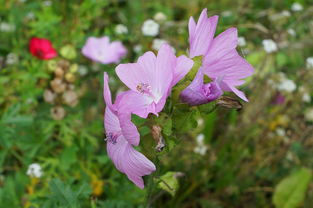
133, 44, 142, 53
277, 79, 296, 92
221, 11, 232, 17
262, 39, 278, 53
276, 128, 286, 137
141, 19, 159, 37
0, 22, 15, 32
291, 2, 303, 12
287, 28, 296, 36
78, 65, 88, 76
154, 12, 167, 22
194, 146, 207, 155
25, 12, 35, 20
194, 134, 207, 155
26, 163, 43, 178
152, 38, 167, 51
43, 0, 52, 7
306, 57, 313, 69
6, 53, 18, 65
305, 108, 313, 122
302, 93, 311, 103
238, 37, 246, 47
115, 24, 128, 35
281, 10, 291, 17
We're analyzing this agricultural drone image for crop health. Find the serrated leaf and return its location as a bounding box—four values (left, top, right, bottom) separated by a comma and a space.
273, 168, 312, 208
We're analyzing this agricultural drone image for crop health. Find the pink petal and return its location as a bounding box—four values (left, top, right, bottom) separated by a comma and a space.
189, 9, 219, 58
106, 130, 156, 189
116, 51, 157, 93
103, 72, 113, 109
154, 44, 175, 99
171, 55, 194, 88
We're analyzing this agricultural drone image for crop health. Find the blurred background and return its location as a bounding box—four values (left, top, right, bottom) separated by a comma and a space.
1, 0, 313, 207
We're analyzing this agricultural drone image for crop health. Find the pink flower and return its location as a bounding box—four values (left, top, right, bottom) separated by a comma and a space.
115, 43, 193, 114
103, 72, 156, 189
187, 9, 254, 102
82, 36, 127, 64
180, 68, 223, 106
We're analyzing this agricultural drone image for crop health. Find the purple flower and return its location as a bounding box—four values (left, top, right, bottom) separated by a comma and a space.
103, 72, 156, 189
115, 43, 193, 115
180, 68, 223, 106
82, 36, 127, 64
186, 9, 254, 102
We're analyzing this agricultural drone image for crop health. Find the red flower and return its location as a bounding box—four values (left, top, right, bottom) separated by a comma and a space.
29, 37, 57, 60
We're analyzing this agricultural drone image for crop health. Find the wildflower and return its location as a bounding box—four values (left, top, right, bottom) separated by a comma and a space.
238, 37, 246, 47
103, 73, 156, 189
273, 92, 285, 105
291, 2, 303, 12
141, 19, 159, 36
186, 9, 254, 103
0, 22, 15, 32
276, 128, 286, 137
115, 24, 128, 35
5, 53, 19, 65
306, 57, 313, 69
116, 44, 193, 119
51, 106, 66, 120
43, 0, 52, 7
26, 163, 43, 178
262, 39, 278, 53
154, 12, 167, 22
194, 134, 207, 155
287, 28, 296, 37
29, 37, 57, 60
305, 108, 313, 122
78, 65, 88, 76
277, 79, 296, 92
302, 93, 311, 103
82, 36, 127, 64
152, 38, 167, 51
180, 69, 222, 106
133, 44, 143, 53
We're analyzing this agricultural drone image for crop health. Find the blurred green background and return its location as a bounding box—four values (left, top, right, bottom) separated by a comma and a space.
1, 0, 313, 207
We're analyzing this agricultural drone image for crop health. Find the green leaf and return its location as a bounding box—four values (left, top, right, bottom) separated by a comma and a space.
273, 168, 312, 208
49, 178, 78, 208
156, 172, 179, 196
162, 118, 172, 136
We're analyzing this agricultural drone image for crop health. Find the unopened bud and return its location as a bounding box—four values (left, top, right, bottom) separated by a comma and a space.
217, 96, 242, 110
50, 78, 66, 93
62, 90, 78, 107
43, 89, 56, 103
54, 67, 64, 78
65, 73, 75, 83
51, 106, 66, 120
151, 125, 162, 141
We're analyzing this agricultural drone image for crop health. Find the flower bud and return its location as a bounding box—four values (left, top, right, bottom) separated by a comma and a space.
51, 106, 66, 120
216, 96, 242, 110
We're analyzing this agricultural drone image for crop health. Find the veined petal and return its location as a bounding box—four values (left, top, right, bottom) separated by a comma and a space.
154, 44, 175, 100
106, 132, 156, 189
189, 8, 218, 58
103, 72, 114, 110
116, 51, 157, 93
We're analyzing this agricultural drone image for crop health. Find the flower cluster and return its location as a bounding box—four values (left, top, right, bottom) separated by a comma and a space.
99, 8, 254, 188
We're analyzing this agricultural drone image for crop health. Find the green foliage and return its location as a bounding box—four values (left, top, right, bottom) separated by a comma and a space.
273, 168, 312, 208
156, 172, 179, 196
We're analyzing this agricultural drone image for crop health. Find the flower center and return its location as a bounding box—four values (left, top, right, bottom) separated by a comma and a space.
136, 83, 152, 94
105, 132, 121, 144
